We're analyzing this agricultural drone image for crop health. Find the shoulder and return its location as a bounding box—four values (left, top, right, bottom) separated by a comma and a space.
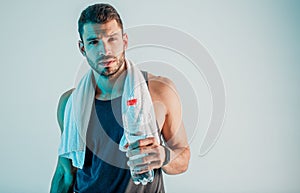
148, 73, 177, 94
57, 88, 75, 113
147, 73, 181, 113
148, 73, 175, 91
57, 88, 75, 132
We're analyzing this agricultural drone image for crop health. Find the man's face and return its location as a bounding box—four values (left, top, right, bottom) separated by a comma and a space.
79, 20, 128, 78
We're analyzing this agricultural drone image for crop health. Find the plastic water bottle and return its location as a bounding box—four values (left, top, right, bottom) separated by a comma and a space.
125, 132, 155, 185
122, 94, 160, 185
123, 103, 158, 185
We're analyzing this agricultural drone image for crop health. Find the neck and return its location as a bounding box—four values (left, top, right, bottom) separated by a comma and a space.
93, 62, 127, 100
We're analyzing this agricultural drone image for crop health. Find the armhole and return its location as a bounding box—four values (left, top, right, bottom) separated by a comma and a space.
141, 70, 149, 87
141, 70, 164, 145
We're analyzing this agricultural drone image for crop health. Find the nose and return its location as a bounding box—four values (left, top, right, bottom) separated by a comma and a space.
99, 40, 112, 56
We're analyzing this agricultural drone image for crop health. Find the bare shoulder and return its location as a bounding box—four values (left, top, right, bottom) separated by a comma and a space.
57, 88, 75, 112
57, 88, 75, 132
147, 74, 186, 150
147, 73, 181, 114
148, 73, 177, 97
58, 88, 75, 104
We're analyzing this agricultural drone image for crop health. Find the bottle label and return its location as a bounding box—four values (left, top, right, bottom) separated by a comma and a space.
127, 98, 137, 106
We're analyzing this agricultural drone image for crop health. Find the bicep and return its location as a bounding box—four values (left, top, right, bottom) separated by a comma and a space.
160, 82, 188, 149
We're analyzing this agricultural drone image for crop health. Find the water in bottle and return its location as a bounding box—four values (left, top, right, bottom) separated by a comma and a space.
125, 132, 154, 185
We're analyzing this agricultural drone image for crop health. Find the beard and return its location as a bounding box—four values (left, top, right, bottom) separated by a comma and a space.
87, 51, 126, 78
100, 51, 125, 77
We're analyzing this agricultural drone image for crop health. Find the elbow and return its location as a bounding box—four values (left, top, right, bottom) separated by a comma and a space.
163, 146, 191, 175
178, 146, 191, 174
180, 147, 191, 173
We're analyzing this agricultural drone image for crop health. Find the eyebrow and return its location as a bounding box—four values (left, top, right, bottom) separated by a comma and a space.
85, 31, 121, 42
108, 32, 119, 37
86, 37, 98, 42
86, 31, 119, 41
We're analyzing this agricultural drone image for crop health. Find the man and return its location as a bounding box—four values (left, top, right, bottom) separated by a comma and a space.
50, 3, 190, 193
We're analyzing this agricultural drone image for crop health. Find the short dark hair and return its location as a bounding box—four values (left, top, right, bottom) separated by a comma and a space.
78, 3, 123, 40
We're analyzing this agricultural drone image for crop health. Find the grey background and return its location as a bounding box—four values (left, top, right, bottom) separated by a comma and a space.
0, 0, 299, 192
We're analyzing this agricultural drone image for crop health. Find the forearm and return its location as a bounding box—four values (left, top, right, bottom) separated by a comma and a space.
162, 146, 190, 175
50, 157, 75, 193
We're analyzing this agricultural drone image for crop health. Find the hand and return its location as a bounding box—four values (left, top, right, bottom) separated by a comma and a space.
126, 137, 166, 174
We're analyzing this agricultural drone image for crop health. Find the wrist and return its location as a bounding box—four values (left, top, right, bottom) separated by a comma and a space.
162, 146, 171, 166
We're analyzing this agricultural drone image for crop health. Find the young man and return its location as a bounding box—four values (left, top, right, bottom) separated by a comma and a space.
50, 3, 190, 193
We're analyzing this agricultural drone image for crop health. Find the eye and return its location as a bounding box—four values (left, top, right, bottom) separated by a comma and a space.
89, 40, 98, 45
108, 37, 117, 42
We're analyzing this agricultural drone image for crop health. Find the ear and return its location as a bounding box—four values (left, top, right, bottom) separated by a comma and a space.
78, 40, 86, 56
123, 33, 128, 50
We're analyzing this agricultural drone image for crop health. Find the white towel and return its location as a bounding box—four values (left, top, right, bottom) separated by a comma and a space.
58, 59, 160, 169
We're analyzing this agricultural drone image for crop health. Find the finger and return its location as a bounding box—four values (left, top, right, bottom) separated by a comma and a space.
133, 161, 161, 174
127, 154, 160, 167
128, 137, 156, 150
126, 144, 159, 157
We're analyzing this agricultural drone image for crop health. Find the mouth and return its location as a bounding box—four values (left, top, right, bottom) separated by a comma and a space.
100, 60, 116, 67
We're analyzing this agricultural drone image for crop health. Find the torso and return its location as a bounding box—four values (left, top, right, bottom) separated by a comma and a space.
93, 72, 168, 132
74, 71, 166, 193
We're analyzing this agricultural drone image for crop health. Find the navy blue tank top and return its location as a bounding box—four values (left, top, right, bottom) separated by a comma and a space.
74, 72, 165, 193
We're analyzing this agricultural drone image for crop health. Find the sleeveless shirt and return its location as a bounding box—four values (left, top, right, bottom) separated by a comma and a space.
74, 72, 165, 193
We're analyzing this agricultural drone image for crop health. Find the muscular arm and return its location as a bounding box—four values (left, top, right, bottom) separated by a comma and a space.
127, 75, 190, 175
153, 77, 190, 174
50, 88, 76, 193
50, 156, 75, 193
